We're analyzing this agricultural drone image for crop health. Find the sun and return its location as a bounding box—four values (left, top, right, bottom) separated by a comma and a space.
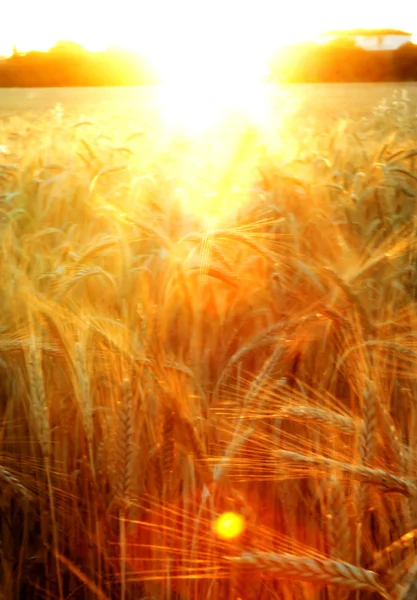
214, 512, 246, 540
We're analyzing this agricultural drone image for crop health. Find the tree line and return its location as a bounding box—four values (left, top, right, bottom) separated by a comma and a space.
1, 40, 417, 86
268, 40, 417, 83
0, 42, 159, 87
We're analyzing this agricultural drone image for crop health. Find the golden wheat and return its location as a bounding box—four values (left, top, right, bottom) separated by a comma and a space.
1, 85, 417, 600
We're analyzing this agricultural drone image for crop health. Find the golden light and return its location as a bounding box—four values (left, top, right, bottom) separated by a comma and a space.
214, 512, 246, 540
2, 0, 416, 61
147, 25, 274, 135
1, 2, 415, 142
156, 81, 272, 136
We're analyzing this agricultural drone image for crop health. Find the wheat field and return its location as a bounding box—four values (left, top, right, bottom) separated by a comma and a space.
1, 84, 417, 600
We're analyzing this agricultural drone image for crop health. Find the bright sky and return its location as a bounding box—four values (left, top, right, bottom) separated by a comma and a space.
1, 0, 415, 59
2, 0, 415, 134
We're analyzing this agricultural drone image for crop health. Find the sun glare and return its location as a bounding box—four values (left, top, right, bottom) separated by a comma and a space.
156, 78, 272, 136
214, 512, 246, 540
149, 34, 273, 135
2, 2, 416, 137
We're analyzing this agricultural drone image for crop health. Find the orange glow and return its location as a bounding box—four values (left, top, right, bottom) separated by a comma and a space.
214, 512, 246, 540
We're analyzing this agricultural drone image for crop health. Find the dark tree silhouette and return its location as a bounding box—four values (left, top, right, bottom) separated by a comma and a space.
0, 39, 417, 86
268, 41, 417, 83
0, 42, 160, 87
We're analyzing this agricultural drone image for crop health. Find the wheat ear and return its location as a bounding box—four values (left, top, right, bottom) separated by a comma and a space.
26, 342, 50, 456
0, 466, 33, 500
372, 528, 417, 571
277, 405, 357, 435
311, 454, 414, 495
75, 341, 95, 476
327, 474, 352, 563
115, 378, 134, 501
360, 379, 377, 466
226, 552, 388, 597
176, 413, 212, 486
162, 408, 175, 499
249, 450, 417, 496
390, 556, 417, 599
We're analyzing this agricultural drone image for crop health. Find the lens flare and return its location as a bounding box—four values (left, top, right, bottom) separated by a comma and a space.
214, 512, 246, 540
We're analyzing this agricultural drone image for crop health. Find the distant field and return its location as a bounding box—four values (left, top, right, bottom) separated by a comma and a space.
1, 82, 417, 118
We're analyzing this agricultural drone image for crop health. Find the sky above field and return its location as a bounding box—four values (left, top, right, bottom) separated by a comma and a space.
2, 0, 415, 59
